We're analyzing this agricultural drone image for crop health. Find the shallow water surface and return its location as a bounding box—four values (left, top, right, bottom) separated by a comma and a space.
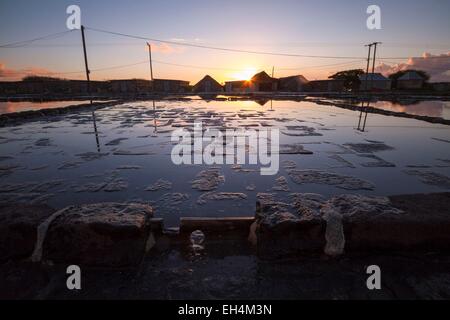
369, 100, 450, 120
0, 99, 449, 226
0, 100, 97, 114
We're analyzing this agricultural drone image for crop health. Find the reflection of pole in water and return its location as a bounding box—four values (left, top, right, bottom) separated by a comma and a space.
152, 99, 158, 133
270, 99, 273, 111
357, 101, 364, 129
92, 111, 100, 152
357, 100, 370, 132
362, 104, 369, 131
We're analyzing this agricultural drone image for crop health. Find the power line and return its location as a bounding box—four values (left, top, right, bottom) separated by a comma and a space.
2, 27, 450, 62
85, 26, 367, 60
0, 30, 75, 48
277, 59, 365, 71
85, 26, 450, 61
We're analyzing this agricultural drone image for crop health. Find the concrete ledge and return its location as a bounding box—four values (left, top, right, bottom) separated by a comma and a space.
0, 204, 55, 263
39, 203, 154, 268
180, 217, 254, 235
1, 193, 449, 267
254, 193, 450, 259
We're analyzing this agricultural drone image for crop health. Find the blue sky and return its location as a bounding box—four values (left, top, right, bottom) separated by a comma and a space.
1, 0, 449, 82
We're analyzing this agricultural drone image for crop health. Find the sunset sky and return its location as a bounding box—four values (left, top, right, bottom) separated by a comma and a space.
1, 0, 449, 83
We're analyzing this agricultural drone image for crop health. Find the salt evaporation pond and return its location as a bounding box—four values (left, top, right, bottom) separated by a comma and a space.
0, 98, 449, 227
0, 100, 99, 115
369, 100, 450, 120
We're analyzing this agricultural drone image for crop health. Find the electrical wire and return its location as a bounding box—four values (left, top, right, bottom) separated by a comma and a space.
0, 30, 75, 48
85, 26, 367, 60
85, 26, 450, 61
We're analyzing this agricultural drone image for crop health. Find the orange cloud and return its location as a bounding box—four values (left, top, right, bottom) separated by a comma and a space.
376, 52, 450, 82
145, 43, 185, 54
0, 62, 58, 80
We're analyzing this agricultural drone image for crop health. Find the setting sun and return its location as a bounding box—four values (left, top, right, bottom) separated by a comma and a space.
231, 67, 258, 81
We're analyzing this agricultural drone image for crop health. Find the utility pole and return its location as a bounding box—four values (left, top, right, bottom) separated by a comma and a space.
361, 42, 380, 131
80, 25, 91, 103
369, 42, 381, 92
359, 43, 373, 130
271, 66, 275, 78
364, 43, 373, 91
80, 25, 100, 151
147, 42, 154, 93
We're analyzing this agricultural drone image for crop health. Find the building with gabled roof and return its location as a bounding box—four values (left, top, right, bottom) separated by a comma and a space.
359, 73, 392, 91
152, 79, 190, 93
250, 71, 278, 92
278, 75, 309, 92
192, 75, 223, 93
305, 79, 345, 92
225, 71, 278, 93
397, 71, 426, 89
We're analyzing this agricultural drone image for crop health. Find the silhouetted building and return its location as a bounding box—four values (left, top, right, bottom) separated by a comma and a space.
305, 79, 345, 92
109, 79, 151, 94
224, 80, 251, 93
397, 71, 425, 89
359, 73, 391, 91
0, 79, 108, 95
225, 71, 277, 93
192, 75, 223, 93
278, 75, 309, 92
250, 71, 278, 92
152, 79, 190, 93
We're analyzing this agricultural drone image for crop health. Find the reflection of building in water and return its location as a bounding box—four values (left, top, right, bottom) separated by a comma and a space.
443, 101, 450, 120
254, 98, 270, 106
198, 94, 218, 102
373, 100, 446, 118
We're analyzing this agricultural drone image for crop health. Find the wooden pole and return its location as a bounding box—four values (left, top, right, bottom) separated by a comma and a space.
369, 42, 381, 92
364, 44, 372, 91
80, 25, 91, 103
147, 42, 154, 93
147, 42, 154, 80
359, 44, 372, 130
